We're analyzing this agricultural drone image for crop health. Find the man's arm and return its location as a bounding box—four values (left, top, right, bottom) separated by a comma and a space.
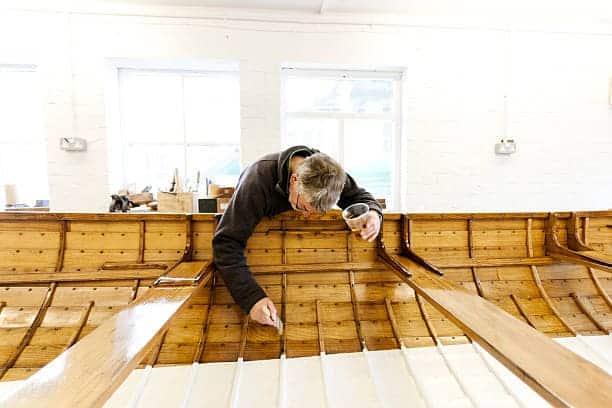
212, 171, 268, 315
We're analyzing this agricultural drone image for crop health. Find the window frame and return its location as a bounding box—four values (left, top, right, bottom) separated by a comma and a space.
281, 67, 403, 210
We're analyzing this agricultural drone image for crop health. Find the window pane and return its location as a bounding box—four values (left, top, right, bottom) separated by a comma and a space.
285, 76, 394, 114
0, 68, 48, 208
348, 79, 394, 114
0, 70, 42, 143
184, 75, 240, 144
186, 144, 240, 187
0, 144, 49, 207
120, 71, 183, 144
284, 118, 340, 160
124, 144, 184, 192
285, 78, 343, 113
343, 120, 393, 202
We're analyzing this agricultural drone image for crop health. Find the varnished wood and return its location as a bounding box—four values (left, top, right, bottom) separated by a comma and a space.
1, 209, 612, 405
527, 218, 534, 257
55, 221, 67, 273
348, 271, 366, 348
470, 267, 484, 297
193, 274, 216, 363
467, 219, 474, 258
0, 266, 213, 408
396, 255, 612, 407
280, 272, 287, 355
530, 265, 577, 336
383, 298, 402, 348
101, 263, 168, 271
0, 282, 57, 380
150, 329, 168, 366
238, 316, 249, 359
546, 213, 612, 272
567, 213, 591, 251
138, 221, 146, 263
432, 257, 554, 269
315, 300, 325, 353
130, 279, 140, 302
414, 293, 438, 346
509, 294, 536, 328
588, 267, 612, 309
570, 293, 609, 333
65, 300, 94, 349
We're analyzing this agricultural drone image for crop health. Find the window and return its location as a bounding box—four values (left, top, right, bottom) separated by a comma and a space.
282, 68, 401, 210
118, 69, 240, 192
0, 65, 49, 208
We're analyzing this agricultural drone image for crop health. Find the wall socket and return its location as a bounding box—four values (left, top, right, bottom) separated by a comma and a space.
495, 139, 516, 155
59, 137, 87, 152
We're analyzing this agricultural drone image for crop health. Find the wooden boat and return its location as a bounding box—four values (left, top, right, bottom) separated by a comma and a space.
0, 210, 611, 407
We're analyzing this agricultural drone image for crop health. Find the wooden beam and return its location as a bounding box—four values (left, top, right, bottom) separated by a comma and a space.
316, 300, 325, 354
467, 219, 474, 258
531, 265, 577, 336
138, 220, 146, 263
394, 255, 612, 407
510, 294, 537, 329
193, 274, 216, 364
384, 298, 402, 348
588, 267, 612, 309
130, 279, 140, 302
65, 300, 94, 349
348, 270, 366, 348
526, 218, 534, 258
55, 220, 67, 273
571, 293, 609, 334
0, 282, 57, 380
280, 272, 287, 356
0, 262, 213, 408
471, 267, 485, 297
433, 257, 554, 269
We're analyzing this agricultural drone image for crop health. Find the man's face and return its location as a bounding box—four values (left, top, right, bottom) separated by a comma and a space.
288, 174, 317, 217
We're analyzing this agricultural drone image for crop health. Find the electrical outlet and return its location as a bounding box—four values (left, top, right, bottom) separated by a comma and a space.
59, 137, 87, 152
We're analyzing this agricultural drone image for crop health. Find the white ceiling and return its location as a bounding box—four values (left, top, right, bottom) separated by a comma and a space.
5, 0, 612, 22
95, 1, 413, 13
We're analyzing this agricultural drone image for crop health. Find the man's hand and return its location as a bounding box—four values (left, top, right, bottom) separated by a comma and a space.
360, 210, 381, 242
249, 297, 277, 326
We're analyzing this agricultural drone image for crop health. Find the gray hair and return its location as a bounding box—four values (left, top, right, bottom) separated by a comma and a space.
295, 153, 346, 212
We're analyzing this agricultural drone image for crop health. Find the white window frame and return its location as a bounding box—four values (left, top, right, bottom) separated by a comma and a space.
281, 67, 403, 210
116, 67, 240, 189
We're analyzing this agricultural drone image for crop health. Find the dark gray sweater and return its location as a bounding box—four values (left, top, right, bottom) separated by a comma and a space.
212, 146, 383, 313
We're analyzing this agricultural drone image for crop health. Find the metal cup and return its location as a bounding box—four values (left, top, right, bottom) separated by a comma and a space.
342, 203, 370, 233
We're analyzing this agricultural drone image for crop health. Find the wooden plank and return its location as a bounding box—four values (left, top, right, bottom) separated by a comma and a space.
0, 263, 212, 408
0, 283, 56, 380
395, 255, 612, 407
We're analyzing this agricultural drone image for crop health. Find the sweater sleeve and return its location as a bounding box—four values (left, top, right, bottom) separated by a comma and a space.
336, 173, 383, 217
212, 170, 268, 314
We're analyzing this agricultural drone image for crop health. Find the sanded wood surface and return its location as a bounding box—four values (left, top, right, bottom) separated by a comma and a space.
0, 263, 212, 408
395, 255, 612, 407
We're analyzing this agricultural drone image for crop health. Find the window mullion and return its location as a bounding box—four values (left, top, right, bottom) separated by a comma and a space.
338, 118, 344, 166
181, 74, 188, 183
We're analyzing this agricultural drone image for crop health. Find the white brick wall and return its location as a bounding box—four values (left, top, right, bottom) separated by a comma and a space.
0, 7, 611, 212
